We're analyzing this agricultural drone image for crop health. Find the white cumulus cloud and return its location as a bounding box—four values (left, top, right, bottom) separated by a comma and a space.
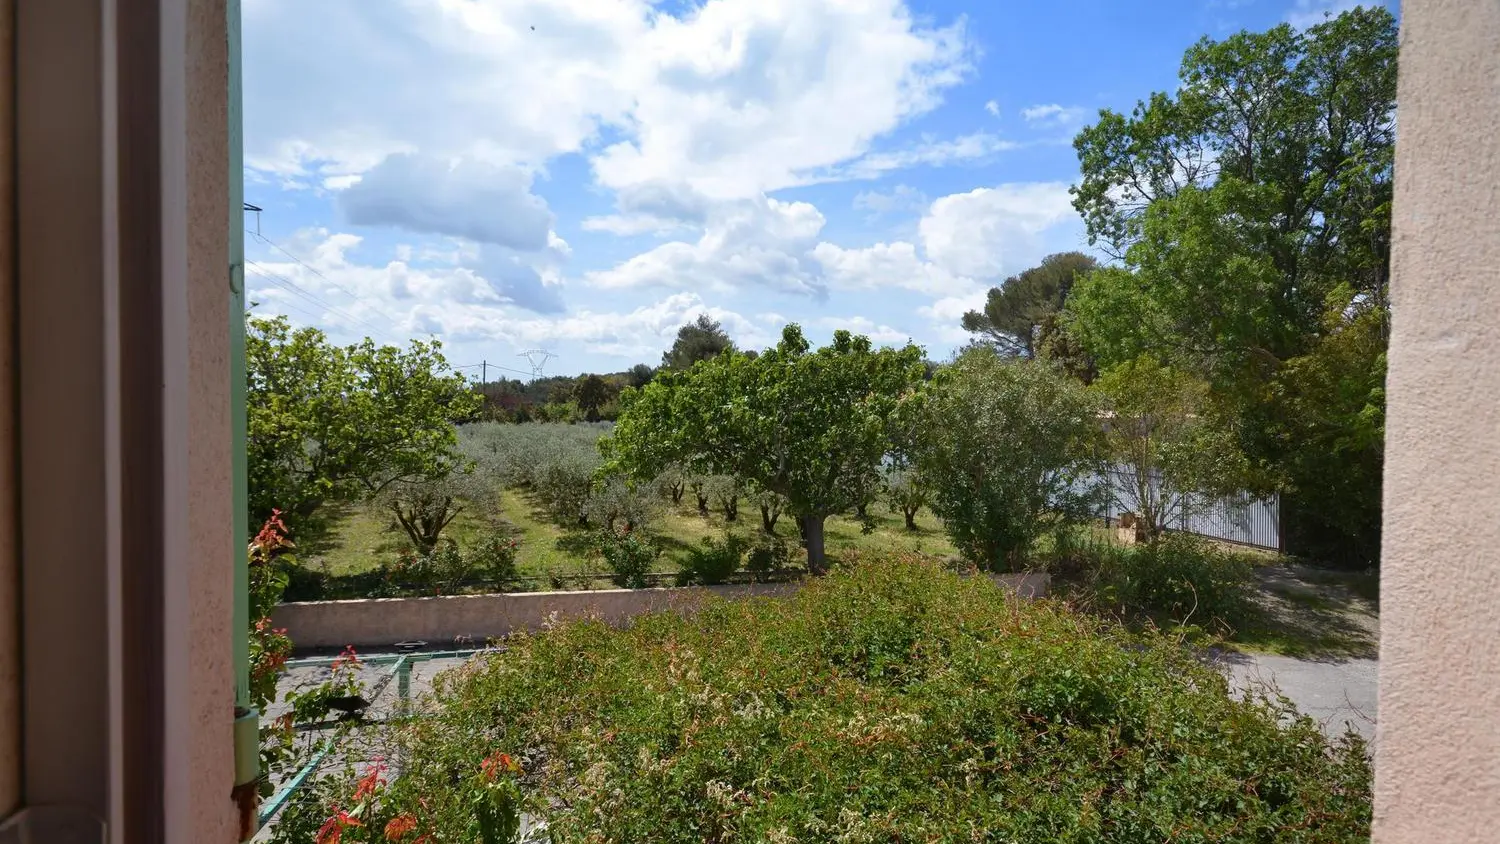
919, 183, 1081, 279
584, 195, 828, 297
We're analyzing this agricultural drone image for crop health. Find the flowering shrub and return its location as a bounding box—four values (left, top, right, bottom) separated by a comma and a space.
595, 525, 658, 588
470, 528, 521, 584
248, 512, 297, 795
269, 749, 522, 844
402, 553, 1370, 841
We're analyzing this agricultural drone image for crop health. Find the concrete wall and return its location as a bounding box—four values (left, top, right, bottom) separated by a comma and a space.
273, 573, 1051, 649
1376, 1, 1500, 841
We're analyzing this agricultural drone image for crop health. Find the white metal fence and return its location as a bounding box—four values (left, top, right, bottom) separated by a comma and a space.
1091, 467, 1282, 551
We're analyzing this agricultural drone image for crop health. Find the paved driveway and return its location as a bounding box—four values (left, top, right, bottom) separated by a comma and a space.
1221, 651, 1378, 744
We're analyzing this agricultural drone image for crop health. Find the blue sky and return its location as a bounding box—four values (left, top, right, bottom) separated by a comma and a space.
242, 0, 1386, 378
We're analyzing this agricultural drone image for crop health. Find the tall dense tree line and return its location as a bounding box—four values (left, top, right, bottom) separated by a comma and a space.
960, 8, 1394, 565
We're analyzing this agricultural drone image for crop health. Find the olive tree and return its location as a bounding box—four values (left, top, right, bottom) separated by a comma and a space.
374, 464, 496, 554
604, 325, 925, 574
911, 349, 1100, 571
884, 468, 928, 531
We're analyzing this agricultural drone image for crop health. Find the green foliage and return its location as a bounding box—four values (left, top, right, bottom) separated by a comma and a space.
1066, 8, 1396, 563
246, 315, 480, 537
677, 533, 748, 585
268, 750, 522, 844
575, 373, 617, 422
661, 313, 736, 371
1265, 292, 1387, 566
586, 474, 657, 532
652, 464, 689, 504
398, 555, 1370, 841
283, 534, 524, 600
745, 532, 793, 574
703, 473, 743, 521
597, 527, 659, 588
910, 349, 1101, 571
1058, 533, 1259, 635
1092, 355, 1250, 537
606, 324, 926, 574
883, 467, 928, 531
470, 527, 521, 584
374, 462, 496, 554
961, 251, 1098, 358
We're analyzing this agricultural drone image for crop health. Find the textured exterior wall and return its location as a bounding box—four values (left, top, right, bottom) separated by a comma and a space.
273, 574, 1051, 649
1376, 1, 1500, 841
166, 0, 238, 839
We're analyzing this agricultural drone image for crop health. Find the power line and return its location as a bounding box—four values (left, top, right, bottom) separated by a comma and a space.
246, 228, 405, 328
246, 290, 328, 326
454, 361, 537, 380
245, 261, 389, 337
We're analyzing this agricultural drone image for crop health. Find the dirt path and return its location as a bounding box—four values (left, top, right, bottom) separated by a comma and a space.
1216, 565, 1380, 745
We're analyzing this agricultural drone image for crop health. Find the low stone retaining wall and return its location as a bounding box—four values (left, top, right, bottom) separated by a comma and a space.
272, 572, 1050, 649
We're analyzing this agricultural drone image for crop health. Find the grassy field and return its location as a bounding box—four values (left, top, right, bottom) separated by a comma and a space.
298, 488, 959, 586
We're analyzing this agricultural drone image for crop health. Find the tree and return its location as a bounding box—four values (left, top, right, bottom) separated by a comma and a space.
606, 325, 926, 574
1092, 356, 1250, 540
884, 468, 927, 531
575, 374, 615, 422
1065, 7, 1396, 561
626, 363, 658, 389
661, 314, 735, 371
375, 464, 496, 554
961, 252, 1098, 358
1261, 288, 1387, 565
245, 315, 480, 536
910, 349, 1100, 571
704, 475, 742, 522
752, 484, 788, 534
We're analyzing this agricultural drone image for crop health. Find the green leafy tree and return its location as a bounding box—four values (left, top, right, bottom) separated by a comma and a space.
1068, 7, 1396, 375
606, 325, 926, 574
575, 374, 615, 422
1066, 7, 1396, 560
661, 313, 735, 371
1262, 288, 1387, 565
245, 315, 480, 536
626, 363, 658, 388
1092, 356, 1250, 540
910, 349, 1100, 571
962, 252, 1098, 358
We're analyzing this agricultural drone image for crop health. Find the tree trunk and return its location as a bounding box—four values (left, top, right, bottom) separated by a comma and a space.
721, 495, 738, 521
855, 502, 867, 520
760, 504, 780, 534
801, 514, 828, 575
670, 483, 684, 504
903, 507, 917, 531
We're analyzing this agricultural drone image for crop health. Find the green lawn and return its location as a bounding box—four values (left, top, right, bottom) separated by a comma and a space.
298, 488, 959, 587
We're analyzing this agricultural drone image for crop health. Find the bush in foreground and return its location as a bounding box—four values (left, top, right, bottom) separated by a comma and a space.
385, 554, 1370, 842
